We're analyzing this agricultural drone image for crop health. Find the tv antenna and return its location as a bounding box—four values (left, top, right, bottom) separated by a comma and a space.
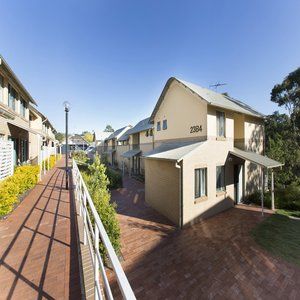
209, 82, 227, 91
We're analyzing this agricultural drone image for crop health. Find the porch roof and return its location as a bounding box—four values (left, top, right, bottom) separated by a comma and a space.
121, 149, 141, 158
229, 148, 283, 169
143, 141, 204, 161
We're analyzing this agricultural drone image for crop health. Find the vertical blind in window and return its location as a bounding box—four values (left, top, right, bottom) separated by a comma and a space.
216, 111, 225, 137
216, 166, 225, 191
163, 119, 167, 130
0, 75, 3, 103
20, 98, 26, 118
195, 168, 207, 198
8, 84, 17, 111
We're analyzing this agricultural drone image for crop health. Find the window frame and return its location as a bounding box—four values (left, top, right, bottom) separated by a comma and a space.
157, 121, 161, 131
0, 74, 3, 103
216, 110, 226, 138
162, 119, 168, 130
194, 168, 207, 199
216, 165, 226, 192
20, 97, 27, 118
8, 84, 17, 111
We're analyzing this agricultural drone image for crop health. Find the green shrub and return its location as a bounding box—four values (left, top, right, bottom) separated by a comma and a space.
42, 155, 58, 170
0, 165, 40, 217
72, 150, 88, 163
245, 183, 300, 211
81, 156, 120, 257
106, 168, 123, 189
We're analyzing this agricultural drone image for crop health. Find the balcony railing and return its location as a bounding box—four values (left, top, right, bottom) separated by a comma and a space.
72, 159, 136, 300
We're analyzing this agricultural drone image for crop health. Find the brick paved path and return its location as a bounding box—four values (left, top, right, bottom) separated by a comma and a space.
110, 176, 300, 299
0, 161, 81, 300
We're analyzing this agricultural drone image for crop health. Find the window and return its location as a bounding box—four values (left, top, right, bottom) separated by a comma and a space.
145, 130, 149, 137
8, 84, 17, 111
216, 111, 225, 137
163, 119, 167, 130
157, 121, 161, 131
195, 168, 207, 198
0, 75, 3, 103
216, 165, 225, 192
20, 98, 27, 118
149, 129, 153, 136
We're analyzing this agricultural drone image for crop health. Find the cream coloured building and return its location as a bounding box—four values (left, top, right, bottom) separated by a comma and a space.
119, 117, 154, 176
143, 77, 282, 227
0, 55, 56, 166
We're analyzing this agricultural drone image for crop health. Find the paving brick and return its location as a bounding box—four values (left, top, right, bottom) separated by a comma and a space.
0, 160, 81, 299
109, 176, 300, 299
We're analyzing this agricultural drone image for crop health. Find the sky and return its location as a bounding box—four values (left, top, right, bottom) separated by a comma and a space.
0, 0, 299, 133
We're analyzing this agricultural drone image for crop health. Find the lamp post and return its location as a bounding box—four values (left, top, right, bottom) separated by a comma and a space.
63, 101, 70, 190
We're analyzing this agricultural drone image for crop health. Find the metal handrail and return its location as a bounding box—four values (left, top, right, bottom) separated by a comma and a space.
72, 159, 136, 300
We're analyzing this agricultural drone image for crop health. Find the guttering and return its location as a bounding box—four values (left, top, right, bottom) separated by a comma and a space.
175, 161, 183, 229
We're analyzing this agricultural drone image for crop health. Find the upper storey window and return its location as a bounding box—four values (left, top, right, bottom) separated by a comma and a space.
163, 119, 168, 130
0, 75, 3, 103
20, 97, 27, 118
216, 111, 225, 137
8, 84, 17, 111
157, 121, 161, 131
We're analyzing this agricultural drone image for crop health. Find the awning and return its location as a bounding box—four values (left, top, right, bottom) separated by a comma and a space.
121, 149, 141, 158
143, 141, 204, 161
229, 147, 283, 169
7, 120, 44, 136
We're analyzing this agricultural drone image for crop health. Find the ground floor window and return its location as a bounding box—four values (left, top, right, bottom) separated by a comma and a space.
216, 165, 225, 192
195, 168, 207, 198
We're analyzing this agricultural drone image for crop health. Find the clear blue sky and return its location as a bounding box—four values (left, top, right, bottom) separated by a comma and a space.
1, 0, 299, 133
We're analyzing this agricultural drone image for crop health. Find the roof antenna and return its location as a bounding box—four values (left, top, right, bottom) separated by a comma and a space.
209, 82, 227, 91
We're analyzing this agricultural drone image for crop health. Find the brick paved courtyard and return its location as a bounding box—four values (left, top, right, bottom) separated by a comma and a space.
110, 176, 300, 299
0, 161, 81, 299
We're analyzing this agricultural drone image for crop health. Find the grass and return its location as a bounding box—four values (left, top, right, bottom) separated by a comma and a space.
252, 211, 300, 266
276, 209, 300, 218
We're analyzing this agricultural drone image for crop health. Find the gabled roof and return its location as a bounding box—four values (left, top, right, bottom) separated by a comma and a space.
0, 55, 37, 105
150, 77, 264, 122
119, 117, 153, 141
105, 125, 131, 141
93, 131, 111, 141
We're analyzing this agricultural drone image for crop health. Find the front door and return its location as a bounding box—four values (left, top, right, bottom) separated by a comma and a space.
234, 164, 244, 204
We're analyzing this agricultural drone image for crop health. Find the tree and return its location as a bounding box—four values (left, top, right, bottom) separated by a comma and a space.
271, 67, 300, 132
83, 132, 94, 143
265, 112, 300, 186
104, 125, 114, 132
55, 132, 64, 143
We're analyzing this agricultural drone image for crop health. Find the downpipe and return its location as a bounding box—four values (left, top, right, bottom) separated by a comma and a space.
175, 161, 183, 229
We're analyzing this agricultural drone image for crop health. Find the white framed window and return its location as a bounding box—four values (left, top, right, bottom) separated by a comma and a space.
20, 97, 27, 118
216, 111, 225, 137
216, 165, 225, 192
8, 84, 17, 111
163, 119, 167, 130
157, 121, 161, 131
0, 75, 3, 103
195, 168, 207, 198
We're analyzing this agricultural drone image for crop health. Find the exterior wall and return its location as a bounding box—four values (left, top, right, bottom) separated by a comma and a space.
182, 140, 234, 226
244, 116, 264, 153
116, 145, 130, 171
145, 159, 180, 225
153, 81, 207, 143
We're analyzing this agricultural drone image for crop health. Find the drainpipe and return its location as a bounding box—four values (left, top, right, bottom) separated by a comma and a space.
175, 160, 183, 229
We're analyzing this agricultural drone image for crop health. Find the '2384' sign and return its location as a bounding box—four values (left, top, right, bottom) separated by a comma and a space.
190, 125, 202, 133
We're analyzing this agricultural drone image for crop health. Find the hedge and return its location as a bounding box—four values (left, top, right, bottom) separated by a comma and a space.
42, 154, 62, 170
244, 183, 300, 211
0, 165, 40, 217
81, 156, 121, 258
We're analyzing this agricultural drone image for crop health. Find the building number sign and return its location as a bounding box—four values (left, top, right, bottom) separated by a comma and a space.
190, 125, 202, 133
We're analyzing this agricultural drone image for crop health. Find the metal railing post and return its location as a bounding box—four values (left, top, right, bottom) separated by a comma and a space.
94, 225, 100, 300
83, 193, 87, 246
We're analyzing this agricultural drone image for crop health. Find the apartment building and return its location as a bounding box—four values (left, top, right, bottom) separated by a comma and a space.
119, 117, 154, 176
0, 55, 56, 166
103, 125, 131, 166
143, 77, 282, 227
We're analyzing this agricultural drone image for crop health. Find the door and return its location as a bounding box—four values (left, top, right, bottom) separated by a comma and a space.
234, 164, 244, 204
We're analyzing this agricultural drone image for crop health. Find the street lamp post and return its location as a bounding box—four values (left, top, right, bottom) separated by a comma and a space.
63, 101, 70, 190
